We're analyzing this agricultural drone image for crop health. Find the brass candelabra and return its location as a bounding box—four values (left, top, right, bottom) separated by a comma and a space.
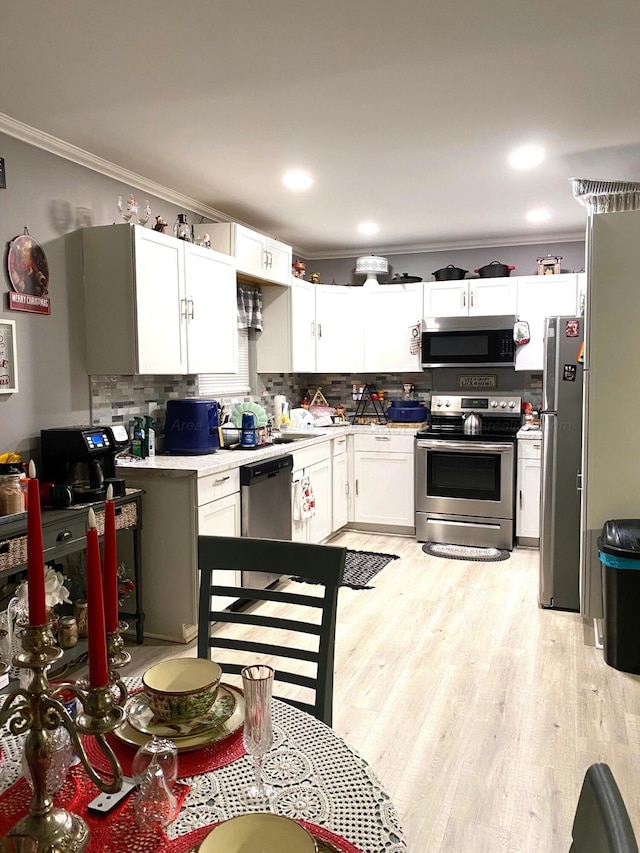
0, 620, 130, 852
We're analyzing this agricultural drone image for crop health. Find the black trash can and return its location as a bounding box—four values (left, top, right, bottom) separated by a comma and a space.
598, 519, 640, 674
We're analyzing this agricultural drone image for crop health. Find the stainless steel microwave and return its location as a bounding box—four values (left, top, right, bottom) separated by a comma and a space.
421, 315, 516, 368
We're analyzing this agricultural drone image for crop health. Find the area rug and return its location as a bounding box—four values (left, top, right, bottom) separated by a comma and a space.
422, 542, 510, 562
290, 549, 400, 590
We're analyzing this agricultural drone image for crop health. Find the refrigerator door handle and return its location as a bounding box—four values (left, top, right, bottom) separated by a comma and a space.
539, 413, 557, 606
576, 472, 583, 492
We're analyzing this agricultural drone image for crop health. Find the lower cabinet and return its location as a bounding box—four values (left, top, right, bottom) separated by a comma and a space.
331, 436, 349, 533
353, 433, 415, 529
291, 441, 333, 544
119, 466, 240, 643
198, 491, 241, 611
516, 436, 542, 544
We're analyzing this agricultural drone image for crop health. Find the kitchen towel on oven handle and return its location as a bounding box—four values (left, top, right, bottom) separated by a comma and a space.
293, 475, 316, 520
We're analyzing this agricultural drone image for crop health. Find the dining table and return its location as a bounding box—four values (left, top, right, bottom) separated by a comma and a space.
0, 677, 407, 853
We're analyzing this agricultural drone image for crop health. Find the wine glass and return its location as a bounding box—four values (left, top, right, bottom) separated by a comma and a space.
241, 664, 275, 803
131, 736, 178, 790
132, 753, 178, 831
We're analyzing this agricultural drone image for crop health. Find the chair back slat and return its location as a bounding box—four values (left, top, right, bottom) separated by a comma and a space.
198, 535, 345, 726
570, 763, 638, 853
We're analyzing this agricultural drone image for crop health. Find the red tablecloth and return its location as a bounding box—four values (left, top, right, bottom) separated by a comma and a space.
0, 765, 191, 853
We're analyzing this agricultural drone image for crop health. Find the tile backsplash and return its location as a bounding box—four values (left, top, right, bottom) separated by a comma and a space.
91, 368, 543, 441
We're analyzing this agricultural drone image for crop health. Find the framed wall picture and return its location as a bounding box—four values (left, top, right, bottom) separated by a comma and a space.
0, 319, 18, 393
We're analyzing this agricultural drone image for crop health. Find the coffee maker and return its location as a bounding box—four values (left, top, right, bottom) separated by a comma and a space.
40, 425, 130, 503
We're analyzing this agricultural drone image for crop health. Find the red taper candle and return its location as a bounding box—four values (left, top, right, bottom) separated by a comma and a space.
86, 507, 109, 688
26, 460, 47, 626
103, 484, 119, 634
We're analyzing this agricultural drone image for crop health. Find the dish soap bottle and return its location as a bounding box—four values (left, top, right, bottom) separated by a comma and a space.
131, 417, 145, 458
144, 416, 156, 458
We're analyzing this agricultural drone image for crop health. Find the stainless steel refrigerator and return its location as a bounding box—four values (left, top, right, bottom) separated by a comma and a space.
539, 316, 584, 610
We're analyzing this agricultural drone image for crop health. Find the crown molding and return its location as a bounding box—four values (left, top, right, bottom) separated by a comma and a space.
304, 230, 586, 260
0, 112, 235, 224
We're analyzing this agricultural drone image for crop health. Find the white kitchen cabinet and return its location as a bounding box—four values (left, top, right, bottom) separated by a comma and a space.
198, 491, 241, 611
353, 433, 414, 529
331, 435, 349, 532
83, 224, 237, 375
315, 285, 362, 372
116, 466, 241, 643
514, 274, 579, 371
362, 283, 423, 371
291, 441, 333, 544
257, 281, 361, 372
516, 435, 541, 544
423, 277, 516, 318
195, 222, 292, 286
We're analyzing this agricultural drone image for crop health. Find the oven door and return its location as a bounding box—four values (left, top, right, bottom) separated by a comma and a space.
415, 439, 514, 519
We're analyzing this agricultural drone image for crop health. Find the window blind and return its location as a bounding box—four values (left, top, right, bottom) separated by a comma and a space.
196, 328, 250, 396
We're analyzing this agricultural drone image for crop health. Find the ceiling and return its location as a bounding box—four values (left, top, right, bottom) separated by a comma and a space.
2, 0, 640, 258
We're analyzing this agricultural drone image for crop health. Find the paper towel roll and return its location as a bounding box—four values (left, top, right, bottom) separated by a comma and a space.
274, 394, 287, 421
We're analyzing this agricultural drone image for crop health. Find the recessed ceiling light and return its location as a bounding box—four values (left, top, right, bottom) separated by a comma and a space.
526, 208, 551, 223
282, 169, 313, 191
358, 222, 380, 236
508, 144, 545, 170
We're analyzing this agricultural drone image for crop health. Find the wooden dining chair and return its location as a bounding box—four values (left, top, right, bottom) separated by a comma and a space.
197, 535, 346, 727
570, 763, 638, 853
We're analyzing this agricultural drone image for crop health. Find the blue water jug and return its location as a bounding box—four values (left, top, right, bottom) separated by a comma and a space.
241, 412, 257, 447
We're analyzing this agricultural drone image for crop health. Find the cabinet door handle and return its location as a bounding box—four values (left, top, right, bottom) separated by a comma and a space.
188, 298, 195, 320
470, 290, 475, 307
462, 290, 466, 308
318, 323, 322, 338
181, 297, 188, 319
355, 479, 359, 495
311, 321, 315, 338
345, 482, 349, 496
375, 435, 390, 441
532, 444, 541, 450
56, 530, 73, 542
213, 476, 230, 485
519, 490, 522, 509
336, 439, 346, 446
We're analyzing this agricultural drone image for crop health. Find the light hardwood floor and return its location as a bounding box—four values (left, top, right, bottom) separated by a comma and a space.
110, 531, 640, 852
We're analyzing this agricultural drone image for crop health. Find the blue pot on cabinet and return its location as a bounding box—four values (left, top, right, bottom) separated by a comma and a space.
386, 400, 430, 423
165, 398, 220, 455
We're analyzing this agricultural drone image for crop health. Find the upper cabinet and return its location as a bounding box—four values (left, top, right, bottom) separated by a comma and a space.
514, 274, 579, 371
423, 278, 517, 318
257, 281, 361, 373
82, 224, 237, 376
194, 222, 292, 286
361, 283, 423, 372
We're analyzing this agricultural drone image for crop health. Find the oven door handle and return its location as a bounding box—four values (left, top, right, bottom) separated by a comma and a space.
416, 440, 514, 453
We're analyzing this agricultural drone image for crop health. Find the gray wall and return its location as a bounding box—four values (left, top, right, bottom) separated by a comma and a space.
306, 242, 585, 285
0, 132, 203, 460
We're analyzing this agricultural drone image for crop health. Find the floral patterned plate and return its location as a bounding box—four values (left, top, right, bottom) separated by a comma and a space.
127, 685, 237, 738
114, 684, 244, 753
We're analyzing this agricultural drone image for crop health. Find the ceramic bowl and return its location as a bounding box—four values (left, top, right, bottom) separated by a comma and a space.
142, 658, 222, 723
197, 813, 316, 853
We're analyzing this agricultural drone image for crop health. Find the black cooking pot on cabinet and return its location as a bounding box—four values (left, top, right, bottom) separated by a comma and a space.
474, 260, 516, 278
432, 264, 468, 281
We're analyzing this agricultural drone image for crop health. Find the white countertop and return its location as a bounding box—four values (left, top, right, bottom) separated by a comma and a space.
115, 423, 412, 478
517, 426, 542, 440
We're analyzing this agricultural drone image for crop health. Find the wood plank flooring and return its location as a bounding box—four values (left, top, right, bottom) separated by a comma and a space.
111, 531, 640, 852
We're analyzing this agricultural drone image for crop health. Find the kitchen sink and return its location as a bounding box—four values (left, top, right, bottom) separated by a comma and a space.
271, 435, 307, 444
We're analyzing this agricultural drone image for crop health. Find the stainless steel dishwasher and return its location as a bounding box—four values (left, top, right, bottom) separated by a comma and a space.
240, 454, 293, 589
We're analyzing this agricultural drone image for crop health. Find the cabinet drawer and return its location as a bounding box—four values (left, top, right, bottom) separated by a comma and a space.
353, 433, 415, 454
42, 515, 88, 559
197, 468, 240, 506
518, 440, 542, 460
332, 435, 348, 455
292, 441, 331, 471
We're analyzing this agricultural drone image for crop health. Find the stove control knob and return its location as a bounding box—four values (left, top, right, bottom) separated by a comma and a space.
436, 400, 442, 407
490, 400, 498, 408
508, 400, 516, 409
500, 401, 507, 408
444, 399, 451, 407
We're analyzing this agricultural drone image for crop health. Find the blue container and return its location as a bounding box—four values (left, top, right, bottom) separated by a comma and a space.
241, 411, 258, 447
164, 399, 220, 455
598, 518, 640, 674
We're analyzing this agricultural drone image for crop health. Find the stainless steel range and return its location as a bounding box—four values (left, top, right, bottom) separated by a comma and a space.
415, 393, 522, 550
